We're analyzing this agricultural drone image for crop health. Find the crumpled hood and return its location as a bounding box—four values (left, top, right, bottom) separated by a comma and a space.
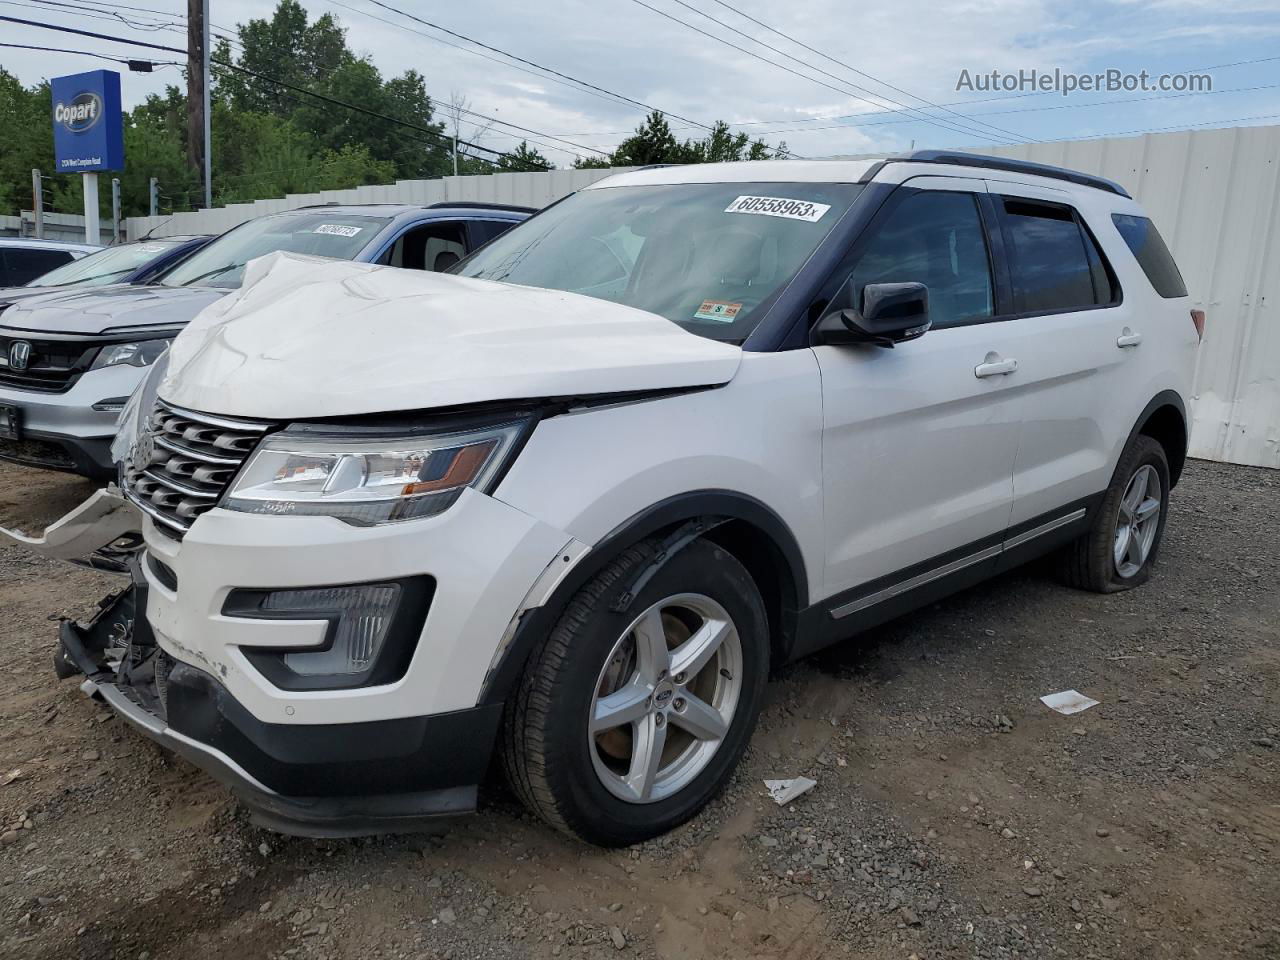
160, 252, 743, 420
0, 283, 227, 335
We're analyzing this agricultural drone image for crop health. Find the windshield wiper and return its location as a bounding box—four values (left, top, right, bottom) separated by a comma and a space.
174, 262, 245, 287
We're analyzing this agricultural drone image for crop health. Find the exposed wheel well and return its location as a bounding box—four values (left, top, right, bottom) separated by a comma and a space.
1139, 403, 1188, 486
479, 492, 808, 706
702, 519, 800, 668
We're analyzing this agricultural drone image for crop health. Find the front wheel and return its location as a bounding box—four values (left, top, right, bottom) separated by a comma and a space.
501, 537, 769, 846
1059, 434, 1170, 592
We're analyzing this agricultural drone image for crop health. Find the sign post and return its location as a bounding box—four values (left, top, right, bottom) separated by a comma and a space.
50, 70, 125, 244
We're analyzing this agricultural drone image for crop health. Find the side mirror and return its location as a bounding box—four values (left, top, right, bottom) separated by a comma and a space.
814, 281, 931, 348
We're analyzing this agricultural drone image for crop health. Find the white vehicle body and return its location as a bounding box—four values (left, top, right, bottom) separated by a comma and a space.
3, 155, 1198, 841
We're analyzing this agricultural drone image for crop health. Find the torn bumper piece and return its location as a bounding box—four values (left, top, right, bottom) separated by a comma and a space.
64, 577, 502, 838
0, 485, 140, 562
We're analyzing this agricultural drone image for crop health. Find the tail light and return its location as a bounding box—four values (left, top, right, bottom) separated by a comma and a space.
1190, 309, 1205, 341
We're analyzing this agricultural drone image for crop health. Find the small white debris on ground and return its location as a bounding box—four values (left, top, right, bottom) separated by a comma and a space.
1040, 689, 1100, 715
764, 777, 817, 805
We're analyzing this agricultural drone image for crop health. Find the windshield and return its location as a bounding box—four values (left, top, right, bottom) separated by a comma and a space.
159, 212, 390, 288
27, 239, 184, 287
455, 181, 862, 342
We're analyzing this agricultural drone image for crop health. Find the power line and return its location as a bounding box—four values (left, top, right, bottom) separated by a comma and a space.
450, 104, 608, 158
0, 39, 179, 67
329, 0, 660, 139
624, 0, 1023, 146
361, 0, 718, 134
698, 0, 1026, 143
0, 12, 193, 52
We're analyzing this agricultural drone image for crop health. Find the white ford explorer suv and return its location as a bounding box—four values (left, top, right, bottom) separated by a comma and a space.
3, 153, 1200, 846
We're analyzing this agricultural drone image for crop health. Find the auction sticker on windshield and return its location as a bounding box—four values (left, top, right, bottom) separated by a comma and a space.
313, 224, 363, 237
693, 299, 742, 323
725, 195, 830, 222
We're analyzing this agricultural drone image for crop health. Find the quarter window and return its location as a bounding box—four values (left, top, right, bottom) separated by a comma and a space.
1112, 214, 1187, 298
845, 191, 994, 328
1000, 198, 1115, 313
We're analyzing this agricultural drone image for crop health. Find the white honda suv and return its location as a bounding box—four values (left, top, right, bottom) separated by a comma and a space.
5, 152, 1200, 846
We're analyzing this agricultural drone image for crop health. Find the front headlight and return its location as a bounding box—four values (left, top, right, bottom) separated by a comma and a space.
90, 338, 173, 370
223, 418, 530, 525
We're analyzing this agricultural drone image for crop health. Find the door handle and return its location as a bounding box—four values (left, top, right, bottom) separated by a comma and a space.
974, 355, 1018, 378
1116, 328, 1143, 348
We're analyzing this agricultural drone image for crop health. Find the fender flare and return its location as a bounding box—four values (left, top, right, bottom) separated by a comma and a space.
1125, 389, 1189, 486
478, 490, 809, 706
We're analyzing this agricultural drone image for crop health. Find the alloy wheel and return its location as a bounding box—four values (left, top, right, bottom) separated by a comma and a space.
587, 593, 743, 804
1114, 464, 1162, 578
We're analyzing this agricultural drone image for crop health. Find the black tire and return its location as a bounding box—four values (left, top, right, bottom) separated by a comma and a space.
1059, 434, 1170, 593
501, 537, 769, 846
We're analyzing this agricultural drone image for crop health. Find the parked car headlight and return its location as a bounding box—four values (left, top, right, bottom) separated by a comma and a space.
90, 338, 173, 370
223, 418, 531, 525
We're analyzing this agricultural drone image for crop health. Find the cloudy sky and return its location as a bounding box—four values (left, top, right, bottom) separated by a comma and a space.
2, 0, 1279, 164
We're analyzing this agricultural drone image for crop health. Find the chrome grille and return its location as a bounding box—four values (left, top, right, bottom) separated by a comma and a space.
122, 400, 274, 536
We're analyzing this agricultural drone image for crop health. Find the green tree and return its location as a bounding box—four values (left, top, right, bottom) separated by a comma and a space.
498, 141, 552, 172
574, 111, 784, 169
0, 70, 53, 216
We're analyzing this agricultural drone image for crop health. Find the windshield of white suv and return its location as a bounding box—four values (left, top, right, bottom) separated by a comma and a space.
455, 181, 863, 342
26, 238, 186, 287
159, 212, 391, 289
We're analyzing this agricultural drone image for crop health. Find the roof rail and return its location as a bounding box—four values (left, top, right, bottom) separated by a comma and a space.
892, 150, 1131, 198
425, 201, 537, 213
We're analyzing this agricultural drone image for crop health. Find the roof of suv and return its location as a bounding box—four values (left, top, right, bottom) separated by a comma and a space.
590, 152, 1130, 199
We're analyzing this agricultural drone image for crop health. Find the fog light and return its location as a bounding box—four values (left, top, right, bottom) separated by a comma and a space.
223, 577, 433, 690
262, 583, 401, 676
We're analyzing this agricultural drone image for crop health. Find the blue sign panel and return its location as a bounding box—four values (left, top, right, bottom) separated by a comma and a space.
50, 70, 125, 172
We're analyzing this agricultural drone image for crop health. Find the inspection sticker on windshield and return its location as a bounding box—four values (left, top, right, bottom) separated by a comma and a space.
313, 223, 363, 237
725, 195, 830, 222
693, 299, 743, 323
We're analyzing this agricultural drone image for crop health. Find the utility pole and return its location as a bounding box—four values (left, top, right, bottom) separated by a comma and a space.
187, 0, 211, 209
149, 177, 159, 217
111, 178, 121, 243
31, 169, 43, 239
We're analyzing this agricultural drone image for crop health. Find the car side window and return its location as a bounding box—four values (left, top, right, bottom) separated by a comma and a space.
845, 191, 994, 329
380, 221, 467, 272
1111, 213, 1186, 298
999, 198, 1116, 314
1, 248, 75, 286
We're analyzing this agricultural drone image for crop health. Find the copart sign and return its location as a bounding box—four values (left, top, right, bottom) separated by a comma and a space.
50, 69, 125, 172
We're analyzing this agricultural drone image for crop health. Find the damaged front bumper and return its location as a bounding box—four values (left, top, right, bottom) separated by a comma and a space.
62, 566, 500, 838
0, 485, 141, 570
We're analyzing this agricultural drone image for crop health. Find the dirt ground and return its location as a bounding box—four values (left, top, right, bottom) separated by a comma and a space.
0, 458, 1276, 960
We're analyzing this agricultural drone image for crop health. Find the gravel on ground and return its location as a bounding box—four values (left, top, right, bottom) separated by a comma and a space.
0, 458, 1276, 959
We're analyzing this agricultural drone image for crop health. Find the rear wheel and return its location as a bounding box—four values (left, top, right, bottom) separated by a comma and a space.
1060, 434, 1170, 592
502, 537, 768, 846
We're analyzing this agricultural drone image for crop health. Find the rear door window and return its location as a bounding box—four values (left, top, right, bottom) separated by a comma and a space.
1111, 214, 1187, 298
999, 198, 1116, 314
1, 248, 76, 286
